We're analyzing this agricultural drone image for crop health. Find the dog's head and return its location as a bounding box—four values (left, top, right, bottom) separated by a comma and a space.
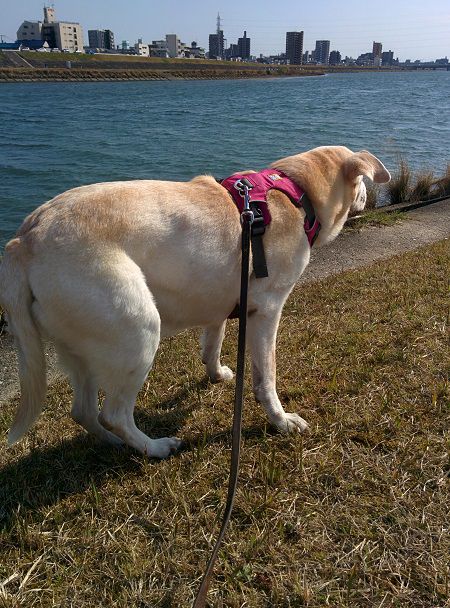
272, 146, 391, 245
344, 149, 391, 213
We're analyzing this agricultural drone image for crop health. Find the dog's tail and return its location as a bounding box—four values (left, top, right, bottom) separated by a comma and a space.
0, 237, 46, 445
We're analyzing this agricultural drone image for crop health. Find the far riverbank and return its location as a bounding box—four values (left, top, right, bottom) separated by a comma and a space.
2, 49, 446, 82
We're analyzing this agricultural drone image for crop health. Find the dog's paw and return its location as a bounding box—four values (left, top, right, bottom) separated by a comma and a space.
146, 437, 182, 459
210, 365, 234, 383
276, 413, 309, 435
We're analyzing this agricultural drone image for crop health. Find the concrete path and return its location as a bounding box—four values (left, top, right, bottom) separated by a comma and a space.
301, 198, 450, 283
1, 199, 449, 406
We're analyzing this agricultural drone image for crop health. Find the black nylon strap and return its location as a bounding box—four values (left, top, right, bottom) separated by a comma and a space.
249, 202, 268, 279
300, 193, 316, 225
193, 212, 252, 608
251, 233, 268, 278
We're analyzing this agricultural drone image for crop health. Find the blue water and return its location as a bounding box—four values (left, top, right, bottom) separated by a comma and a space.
1, 71, 449, 248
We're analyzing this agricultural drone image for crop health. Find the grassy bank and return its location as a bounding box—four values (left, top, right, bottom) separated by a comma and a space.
0, 51, 325, 81
1, 239, 448, 607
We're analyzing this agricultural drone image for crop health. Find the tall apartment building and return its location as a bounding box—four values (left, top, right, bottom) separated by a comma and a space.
237, 31, 250, 60
166, 34, 182, 58
209, 31, 224, 59
373, 41, 382, 66
314, 40, 330, 64
88, 29, 105, 48
88, 29, 115, 50
286, 31, 304, 64
17, 6, 84, 51
104, 30, 114, 50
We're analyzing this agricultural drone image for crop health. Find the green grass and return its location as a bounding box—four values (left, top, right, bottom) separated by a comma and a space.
347, 210, 407, 229
1, 240, 449, 607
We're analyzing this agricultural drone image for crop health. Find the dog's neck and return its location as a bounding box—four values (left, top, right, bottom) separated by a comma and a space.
270, 160, 352, 248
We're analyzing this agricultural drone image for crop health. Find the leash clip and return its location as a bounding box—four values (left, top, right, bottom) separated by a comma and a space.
240, 185, 254, 225
234, 178, 253, 196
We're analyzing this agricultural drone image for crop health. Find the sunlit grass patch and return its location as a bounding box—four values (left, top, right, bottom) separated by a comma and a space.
347, 210, 407, 228
0, 240, 449, 607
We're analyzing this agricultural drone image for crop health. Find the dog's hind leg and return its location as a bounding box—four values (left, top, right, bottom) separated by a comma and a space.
98, 340, 182, 458
200, 321, 234, 383
72, 374, 123, 445
88, 263, 181, 458
100, 379, 181, 458
57, 346, 123, 445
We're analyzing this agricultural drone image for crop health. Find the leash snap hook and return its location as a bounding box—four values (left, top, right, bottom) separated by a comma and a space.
241, 184, 254, 224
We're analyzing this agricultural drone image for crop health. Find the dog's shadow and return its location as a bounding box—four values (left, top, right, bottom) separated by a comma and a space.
0, 376, 262, 528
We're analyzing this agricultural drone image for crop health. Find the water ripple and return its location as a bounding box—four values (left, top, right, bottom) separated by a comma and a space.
0, 71, 449, 247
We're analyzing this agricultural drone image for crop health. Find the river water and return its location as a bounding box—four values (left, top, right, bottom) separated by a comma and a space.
1, 71, 449, 248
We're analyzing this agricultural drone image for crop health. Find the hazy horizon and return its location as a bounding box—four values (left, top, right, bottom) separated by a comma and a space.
2, 0, 449, 61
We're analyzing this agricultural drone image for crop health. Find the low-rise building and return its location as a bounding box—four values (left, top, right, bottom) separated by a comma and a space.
19, 6, 84, 52
17, 20, 43, 42
88, 29, 115, 50
189, 41, 205, 59
329, 50, 341, 65
150, 40, 169, 57
135, 39, 150, 57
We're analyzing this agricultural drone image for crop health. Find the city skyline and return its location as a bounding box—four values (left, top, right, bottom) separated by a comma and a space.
2, 0, 449, 61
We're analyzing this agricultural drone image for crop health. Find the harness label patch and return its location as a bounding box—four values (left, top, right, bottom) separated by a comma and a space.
268, 173, 283, 181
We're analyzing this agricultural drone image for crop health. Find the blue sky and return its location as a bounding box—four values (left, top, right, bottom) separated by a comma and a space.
2, 0, 449, 61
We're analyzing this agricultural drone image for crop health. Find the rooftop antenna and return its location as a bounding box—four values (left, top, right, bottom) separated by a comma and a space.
216, 12, 221, 36
216, 12, 223, 58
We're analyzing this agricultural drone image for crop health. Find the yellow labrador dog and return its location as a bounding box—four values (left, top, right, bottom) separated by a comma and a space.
0, 146, 390, 458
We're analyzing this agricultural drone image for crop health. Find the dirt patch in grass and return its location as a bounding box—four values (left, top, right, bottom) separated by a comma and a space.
1, 240, 449, 607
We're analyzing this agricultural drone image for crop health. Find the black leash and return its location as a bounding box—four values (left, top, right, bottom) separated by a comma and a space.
193, 187, 254, 608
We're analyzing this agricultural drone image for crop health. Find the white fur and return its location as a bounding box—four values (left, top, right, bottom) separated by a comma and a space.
0, 146, 390, 457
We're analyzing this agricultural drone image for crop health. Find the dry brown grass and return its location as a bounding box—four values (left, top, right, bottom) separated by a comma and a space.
432, 164, 450, 198
386, 159, 413, 205
410, 170, 436, 202
363, 161, 449, 208
1, 240, 449, 607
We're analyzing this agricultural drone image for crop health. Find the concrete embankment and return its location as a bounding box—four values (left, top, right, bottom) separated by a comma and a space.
0, 67, 324, 82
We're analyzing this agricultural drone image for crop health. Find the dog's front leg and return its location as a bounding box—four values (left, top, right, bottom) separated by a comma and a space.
201, 321, 234, 383
248, 310, 309, 434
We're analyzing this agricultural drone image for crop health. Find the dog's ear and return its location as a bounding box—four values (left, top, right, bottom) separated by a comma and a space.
345, 151, 391, 184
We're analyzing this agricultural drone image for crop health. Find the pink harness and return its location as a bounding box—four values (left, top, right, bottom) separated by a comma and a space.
221, 168, 320, 247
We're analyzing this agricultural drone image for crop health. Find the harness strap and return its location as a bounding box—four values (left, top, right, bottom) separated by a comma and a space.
249, 202, 268, 279
299, 193, 321, 246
